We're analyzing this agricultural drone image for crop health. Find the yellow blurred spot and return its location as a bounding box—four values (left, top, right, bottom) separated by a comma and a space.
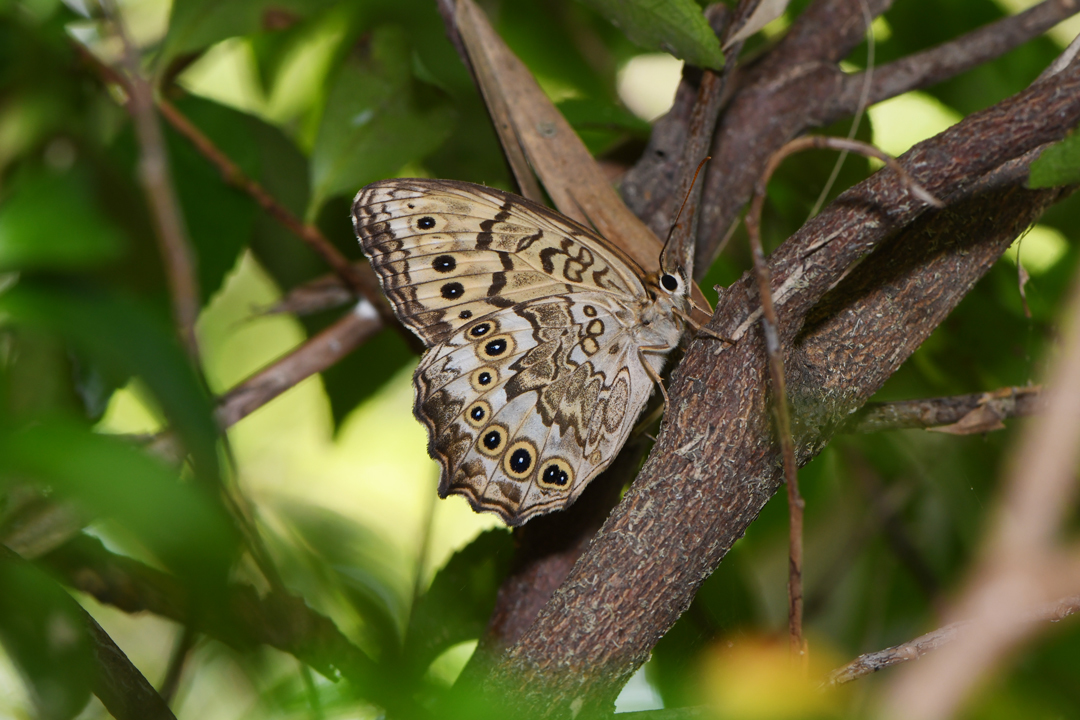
97, 380, 164, 435
617, 54, 684, 122
699, 637, 844, 719
759, 11, 791, 40
1004, 225, 1069, 274
426, 640, 477, 687
868, 91, 961, 163
264, 15, 350, 133
871, 15, 892, 42
195, 252, 498, 587
179, 38, 267, 118
534, 74, 583, 104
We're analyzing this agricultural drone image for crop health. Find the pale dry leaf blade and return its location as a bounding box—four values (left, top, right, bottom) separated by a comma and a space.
724, 0, 791, 48
453, 0, 663, 270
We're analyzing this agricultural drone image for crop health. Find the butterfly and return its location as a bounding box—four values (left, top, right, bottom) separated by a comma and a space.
352, 179, 696, 525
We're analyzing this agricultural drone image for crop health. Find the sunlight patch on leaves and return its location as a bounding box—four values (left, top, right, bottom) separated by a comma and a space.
308, 25, 454, 219
868, 90, 962, 161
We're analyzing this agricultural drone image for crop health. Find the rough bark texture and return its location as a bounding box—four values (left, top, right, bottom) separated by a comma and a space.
482, 42, 1080, 718
455, 0, 1080, 668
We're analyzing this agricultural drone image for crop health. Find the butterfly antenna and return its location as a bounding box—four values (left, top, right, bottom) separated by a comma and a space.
663, 156, 712, 249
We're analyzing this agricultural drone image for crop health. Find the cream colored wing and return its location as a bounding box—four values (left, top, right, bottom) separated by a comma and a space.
413, 293, 658, 525
352, 178, 649, 345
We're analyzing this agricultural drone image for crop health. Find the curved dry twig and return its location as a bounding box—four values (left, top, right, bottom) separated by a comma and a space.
827, 594, 1080, 687
743, 133, 942, 655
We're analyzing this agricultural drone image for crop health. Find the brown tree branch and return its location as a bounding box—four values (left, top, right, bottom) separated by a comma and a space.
0, 544, 177, 720
101, 1, 200, 361
621, 7, 733, 240
85, 609, 178, 720
215, 301, 383, 428
849, 386, 1043, 434
827, 594, 1080, 686
696, 0, 1079, 271
835, 0, 1080, 116
484, 46, 1080, 716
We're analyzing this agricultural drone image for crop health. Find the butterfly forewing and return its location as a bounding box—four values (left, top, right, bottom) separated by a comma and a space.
353, 179, 648, 344
352, 178, 682, 525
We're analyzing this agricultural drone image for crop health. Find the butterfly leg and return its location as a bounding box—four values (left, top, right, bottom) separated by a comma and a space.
638, 345, 671, 408
676, 308, 735, 345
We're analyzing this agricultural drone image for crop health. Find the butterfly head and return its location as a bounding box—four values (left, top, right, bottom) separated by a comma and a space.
650, 265, 689, 306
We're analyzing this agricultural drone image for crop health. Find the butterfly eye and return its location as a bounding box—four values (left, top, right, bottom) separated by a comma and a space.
660, 273, 680, 292
465, 400, 491, 427
459, 310, 473, 320
503, 440, 537, 479
477, 424, 508, 456
539, 458, 574, 489
417, 216, 436, 230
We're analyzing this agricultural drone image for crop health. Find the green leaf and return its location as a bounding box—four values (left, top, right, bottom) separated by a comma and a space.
248, 116, 322, 290
0, 167, 126, 271
159, 0, 338, 68
577, 0, 723, 70
273, 501, 410, 659
1029, 131, 1080, 188
403, 529, 512, 678
166, 96, 261, 302
558, 97, 652, 155
308, 24, 455, 218
109, 95, 261, 303
0, 551, 93, 720
0, 281, 221, 483
0, 419, 237, 587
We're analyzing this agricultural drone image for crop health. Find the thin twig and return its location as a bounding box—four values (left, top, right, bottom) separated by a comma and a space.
744, 134, 942, 659
71, 38, 402, 337
848, 386, 1043, 434
216, 300, 383, 428
155, 98, 385, 309
158, 625, 197, 704
100, 1, 200, 361
808, 0, 875, 218
827, 594, 1080, 686
743, 156, 806, 661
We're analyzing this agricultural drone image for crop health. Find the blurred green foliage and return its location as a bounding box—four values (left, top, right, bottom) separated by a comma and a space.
0, 0, 1078, 718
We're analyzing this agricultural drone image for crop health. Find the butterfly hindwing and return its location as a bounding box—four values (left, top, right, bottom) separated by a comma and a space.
413, 293, 657, 524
